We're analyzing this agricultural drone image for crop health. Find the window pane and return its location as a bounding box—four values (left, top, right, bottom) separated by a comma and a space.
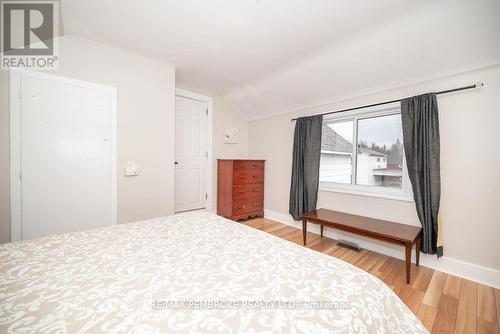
356, 114, 403, 189
320, 121, 353, 184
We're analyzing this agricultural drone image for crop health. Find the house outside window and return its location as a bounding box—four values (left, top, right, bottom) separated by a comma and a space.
319, 107, 413, 201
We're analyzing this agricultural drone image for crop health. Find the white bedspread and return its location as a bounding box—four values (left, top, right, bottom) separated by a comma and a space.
0, 211, 427, 333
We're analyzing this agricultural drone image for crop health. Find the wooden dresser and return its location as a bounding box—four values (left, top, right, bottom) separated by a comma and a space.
217, 159, 265, 221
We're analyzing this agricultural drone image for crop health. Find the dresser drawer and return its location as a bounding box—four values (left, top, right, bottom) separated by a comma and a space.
234, 160, 264, 170
233, 184, 263, 199
233, 198, 263, 215
234, 169, 264, 185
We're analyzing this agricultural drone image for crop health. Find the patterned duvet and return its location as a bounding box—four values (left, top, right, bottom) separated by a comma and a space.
0, 211, 427, 333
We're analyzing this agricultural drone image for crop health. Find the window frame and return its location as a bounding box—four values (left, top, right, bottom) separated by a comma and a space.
319, 105, 413, 202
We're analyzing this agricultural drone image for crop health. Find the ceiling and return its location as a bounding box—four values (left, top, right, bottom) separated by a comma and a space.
62, 0, 500, 120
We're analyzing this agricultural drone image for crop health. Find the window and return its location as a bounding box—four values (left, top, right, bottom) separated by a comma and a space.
319, 107, 412, 201
319, 120, 353, 184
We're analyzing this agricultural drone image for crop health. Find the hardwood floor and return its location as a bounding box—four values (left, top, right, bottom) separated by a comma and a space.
240, 218, 500, 334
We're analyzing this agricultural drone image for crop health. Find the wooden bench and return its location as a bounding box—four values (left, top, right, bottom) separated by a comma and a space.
302, 209, 422, 284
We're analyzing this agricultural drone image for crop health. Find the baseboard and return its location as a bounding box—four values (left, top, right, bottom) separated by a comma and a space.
264, 209, 500, 289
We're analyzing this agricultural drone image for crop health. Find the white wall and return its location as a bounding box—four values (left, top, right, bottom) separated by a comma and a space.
0, 35, 176, 243
248, 64, 500, 287
211, 97, 249, 209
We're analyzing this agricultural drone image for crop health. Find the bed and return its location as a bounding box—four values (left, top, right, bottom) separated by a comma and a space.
0, 211, 427, 333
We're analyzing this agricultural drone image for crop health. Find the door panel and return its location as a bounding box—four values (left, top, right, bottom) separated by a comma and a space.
175, 119, 184, 156
20, 74, 115, 240
189, 169, 201, 203
191, 122, 201, 157
175, 168, 184, 205
175, 96, 208, 212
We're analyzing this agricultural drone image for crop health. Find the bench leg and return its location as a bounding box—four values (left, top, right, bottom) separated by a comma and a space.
302, 219, 307, 246
405, 242, 411, 284
320, 225, 324, 237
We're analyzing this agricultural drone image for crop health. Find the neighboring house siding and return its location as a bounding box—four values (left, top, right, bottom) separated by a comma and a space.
319, 153, 351, 184
356, 152, 387, 186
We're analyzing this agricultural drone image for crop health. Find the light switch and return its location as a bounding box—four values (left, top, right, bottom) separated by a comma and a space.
124, 161, 138, 176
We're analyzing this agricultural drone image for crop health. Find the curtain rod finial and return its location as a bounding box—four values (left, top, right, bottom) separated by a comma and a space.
475, 82, 485, 89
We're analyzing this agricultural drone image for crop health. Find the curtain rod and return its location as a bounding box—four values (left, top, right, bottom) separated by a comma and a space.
290, 82, 484, 121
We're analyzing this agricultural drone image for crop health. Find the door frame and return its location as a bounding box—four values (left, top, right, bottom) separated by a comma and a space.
9, 68, 118, 242
175, 88, 213, 212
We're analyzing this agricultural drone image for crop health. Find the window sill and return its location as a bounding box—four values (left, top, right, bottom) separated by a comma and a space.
319, 186, 414, 202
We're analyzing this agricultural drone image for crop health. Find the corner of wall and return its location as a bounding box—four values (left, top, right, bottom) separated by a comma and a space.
211, 95, 250, 209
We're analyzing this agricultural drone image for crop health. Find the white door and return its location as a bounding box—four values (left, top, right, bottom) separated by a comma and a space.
11, 71, 116, 241
175, 96, 208, 212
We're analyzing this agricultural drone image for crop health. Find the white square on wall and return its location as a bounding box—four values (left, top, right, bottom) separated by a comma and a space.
224, 127, 238, 144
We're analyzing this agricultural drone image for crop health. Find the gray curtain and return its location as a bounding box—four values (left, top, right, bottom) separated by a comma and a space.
401, 93, 443, 257
289, 115, 323, 221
